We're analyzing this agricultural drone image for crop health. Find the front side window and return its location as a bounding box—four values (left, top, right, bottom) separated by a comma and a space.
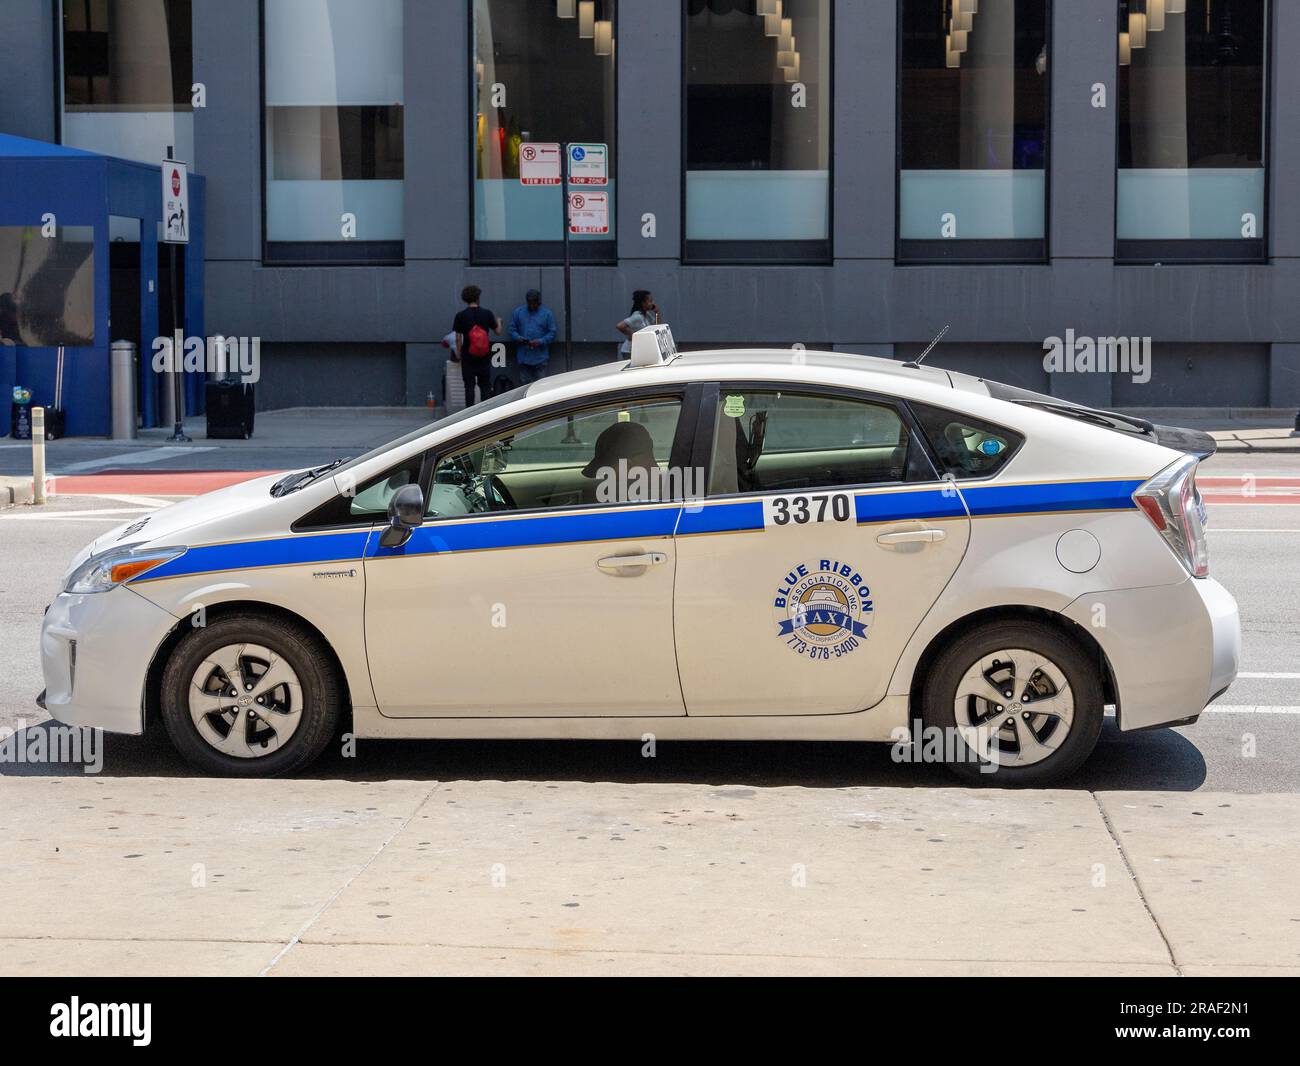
1117, 0, 1268, 260
899, 0, 1050, 262
685, 0, 831, 262
707, 390, 913, 495
473, 0, 617, 262
263, 0, 404, 262
431, 396, 686, 514
61, 0, 193, 164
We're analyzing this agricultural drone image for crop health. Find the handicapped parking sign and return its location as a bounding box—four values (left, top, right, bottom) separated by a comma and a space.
567, 143, 607, 186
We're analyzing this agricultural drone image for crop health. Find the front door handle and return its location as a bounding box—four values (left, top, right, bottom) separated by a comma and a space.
596, 552, 668, 571
876, 529, 946, 547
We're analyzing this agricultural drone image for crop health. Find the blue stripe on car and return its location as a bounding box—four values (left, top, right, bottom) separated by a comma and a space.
960, 479, 1144, 516
129, 479, 1142, 580
133, 530, 372, 581
371, 504, 680, 557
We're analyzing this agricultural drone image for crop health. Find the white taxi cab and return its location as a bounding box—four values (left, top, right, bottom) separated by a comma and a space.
39, 326, 1239, 783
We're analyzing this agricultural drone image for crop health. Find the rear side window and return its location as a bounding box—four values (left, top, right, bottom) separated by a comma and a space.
708, 389, 917, 495
910, 403, 1023, 479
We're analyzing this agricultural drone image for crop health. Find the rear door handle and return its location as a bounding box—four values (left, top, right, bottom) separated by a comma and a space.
876, 529, 946, 547
596, 552, 668, 571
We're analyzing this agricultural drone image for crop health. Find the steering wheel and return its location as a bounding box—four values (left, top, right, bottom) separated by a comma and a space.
486, 474, 517, 511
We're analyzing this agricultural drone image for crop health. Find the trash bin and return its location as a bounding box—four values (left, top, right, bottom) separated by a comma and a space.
205, 377, 255, 439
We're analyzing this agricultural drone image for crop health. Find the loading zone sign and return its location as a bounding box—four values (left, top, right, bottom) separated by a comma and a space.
520, 142, 562, 185
162, 159, 190, 243
568, 191, 609, 235
568, 143, 608, 185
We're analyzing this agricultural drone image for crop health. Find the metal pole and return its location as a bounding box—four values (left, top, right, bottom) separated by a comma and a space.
165, 146, 190, 442
562, 142, 572, 374
31, 406, 46, 504
166, 242, 190, 441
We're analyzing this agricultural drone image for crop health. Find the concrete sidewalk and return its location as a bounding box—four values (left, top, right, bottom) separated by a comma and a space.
1, 777, 1296, 976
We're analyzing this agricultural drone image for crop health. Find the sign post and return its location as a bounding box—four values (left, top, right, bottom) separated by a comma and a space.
518, 141, 608, 375
161, 150, 190, 442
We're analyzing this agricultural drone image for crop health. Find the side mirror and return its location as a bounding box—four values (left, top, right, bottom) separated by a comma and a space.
379, 484, 425, 548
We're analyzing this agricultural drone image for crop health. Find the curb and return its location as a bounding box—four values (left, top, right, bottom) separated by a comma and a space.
0, 477, 35, 508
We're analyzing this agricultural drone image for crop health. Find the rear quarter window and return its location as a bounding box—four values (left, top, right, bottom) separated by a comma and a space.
910, 402, 1023, 479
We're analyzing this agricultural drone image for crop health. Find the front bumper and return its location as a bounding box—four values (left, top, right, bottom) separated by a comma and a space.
40, 586, 179, 735
1062, 576, 1240, 731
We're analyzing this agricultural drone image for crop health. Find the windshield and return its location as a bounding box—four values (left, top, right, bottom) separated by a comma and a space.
322, 386, 529, 482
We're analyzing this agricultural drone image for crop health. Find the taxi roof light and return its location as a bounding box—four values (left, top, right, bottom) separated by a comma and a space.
628, 324, 678, 368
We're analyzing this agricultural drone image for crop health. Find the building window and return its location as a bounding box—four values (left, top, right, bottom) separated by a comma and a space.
61, 0, 194, 164
0, 226, 96, 347
263, 0, 404, 263
472, 0, 617, 263
684, 0, 831, 263
898, 0, 1049, 262
1117, 0, 1268, 261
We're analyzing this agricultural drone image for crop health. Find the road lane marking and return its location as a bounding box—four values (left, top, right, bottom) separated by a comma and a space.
56, 445, 217, 473
1206, 528, 1300, 533
1206, 705, 1300, 714
1238, 672, 1300, 679
0, 507, 153, 520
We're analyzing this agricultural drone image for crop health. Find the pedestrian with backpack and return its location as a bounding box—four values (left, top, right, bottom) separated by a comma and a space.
451, 285, 501, 406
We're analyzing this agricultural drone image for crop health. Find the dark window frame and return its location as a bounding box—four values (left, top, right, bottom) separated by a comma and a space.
258, 0, 405, 267
467, 0, 619, 266
894, 0, 1053, 266
294, 381, 705, 531
680, 0, 835, 266
694, 381, 944, 501
1113, 0, 1272, 265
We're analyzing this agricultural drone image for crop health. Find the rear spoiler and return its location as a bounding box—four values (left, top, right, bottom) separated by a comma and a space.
1148, 422, 1217, 460
993, 393, 1218, 461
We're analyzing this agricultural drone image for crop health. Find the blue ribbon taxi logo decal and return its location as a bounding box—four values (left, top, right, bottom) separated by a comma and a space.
774, 560, 873, 661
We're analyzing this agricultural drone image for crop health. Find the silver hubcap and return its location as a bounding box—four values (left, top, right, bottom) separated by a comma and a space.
188, 643, 303, 759
953, 647, 1074, 768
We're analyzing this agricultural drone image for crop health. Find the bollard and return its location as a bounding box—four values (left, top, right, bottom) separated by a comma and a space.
31, 405, 46, 504
110, 340, 138, 440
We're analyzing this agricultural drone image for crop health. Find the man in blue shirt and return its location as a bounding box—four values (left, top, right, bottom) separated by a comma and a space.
509, 289, 558, 384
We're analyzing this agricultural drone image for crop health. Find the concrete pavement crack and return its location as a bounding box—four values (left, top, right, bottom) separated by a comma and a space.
1093, 791, 1182, 977
257, 785, 438, 977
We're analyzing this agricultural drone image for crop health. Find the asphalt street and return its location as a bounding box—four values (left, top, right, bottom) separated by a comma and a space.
1, 445, 1296, 791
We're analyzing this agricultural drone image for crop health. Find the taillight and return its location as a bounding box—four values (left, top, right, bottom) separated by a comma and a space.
1133, 455, 1209, 578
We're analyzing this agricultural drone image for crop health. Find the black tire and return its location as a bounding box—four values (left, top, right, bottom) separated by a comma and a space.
160, 614, 341, 777
920, 620, 1104, 786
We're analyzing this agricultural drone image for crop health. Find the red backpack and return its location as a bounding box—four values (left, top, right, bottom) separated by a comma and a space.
467, 323, 491, 358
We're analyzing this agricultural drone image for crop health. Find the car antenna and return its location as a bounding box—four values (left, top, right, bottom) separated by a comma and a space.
902, 324, 949, 369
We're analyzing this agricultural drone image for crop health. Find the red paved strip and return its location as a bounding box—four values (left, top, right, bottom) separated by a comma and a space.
1200, 475, 1300, 505
50, 470, 281, 496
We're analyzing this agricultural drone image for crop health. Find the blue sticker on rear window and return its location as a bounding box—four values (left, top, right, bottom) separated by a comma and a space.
980, 439, 1004, 456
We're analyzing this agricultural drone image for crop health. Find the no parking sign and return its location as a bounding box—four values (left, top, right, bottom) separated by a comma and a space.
568, 191, 609, 234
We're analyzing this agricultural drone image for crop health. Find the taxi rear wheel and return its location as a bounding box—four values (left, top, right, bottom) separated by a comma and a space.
160, 615, 340, 777
921, 621, 1103, 786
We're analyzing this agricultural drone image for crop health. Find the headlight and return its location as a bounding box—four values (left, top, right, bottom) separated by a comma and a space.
64, 546, 187, 594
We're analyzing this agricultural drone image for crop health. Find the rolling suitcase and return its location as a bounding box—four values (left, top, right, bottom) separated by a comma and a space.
205, 378, 255, 439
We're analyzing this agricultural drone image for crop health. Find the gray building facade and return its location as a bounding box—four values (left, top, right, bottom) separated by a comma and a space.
2, 0, 1297, 411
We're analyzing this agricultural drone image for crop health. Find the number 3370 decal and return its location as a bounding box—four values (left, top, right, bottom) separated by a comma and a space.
764, 492, 852, 527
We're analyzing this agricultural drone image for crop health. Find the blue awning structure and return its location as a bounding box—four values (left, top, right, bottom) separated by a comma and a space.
0, 133, 205, 436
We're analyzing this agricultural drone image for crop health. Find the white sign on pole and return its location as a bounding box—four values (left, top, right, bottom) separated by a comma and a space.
519, 142, 562, 185
567, 143, 608, 186
161, 159, 190, 244
568, 191, 609, 235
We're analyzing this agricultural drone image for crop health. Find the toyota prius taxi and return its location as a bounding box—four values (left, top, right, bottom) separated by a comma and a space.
39, 325, 1239, 783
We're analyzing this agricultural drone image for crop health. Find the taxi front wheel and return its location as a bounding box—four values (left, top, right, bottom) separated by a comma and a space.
159, 615, 341, 777
920, 621, 1104, 786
